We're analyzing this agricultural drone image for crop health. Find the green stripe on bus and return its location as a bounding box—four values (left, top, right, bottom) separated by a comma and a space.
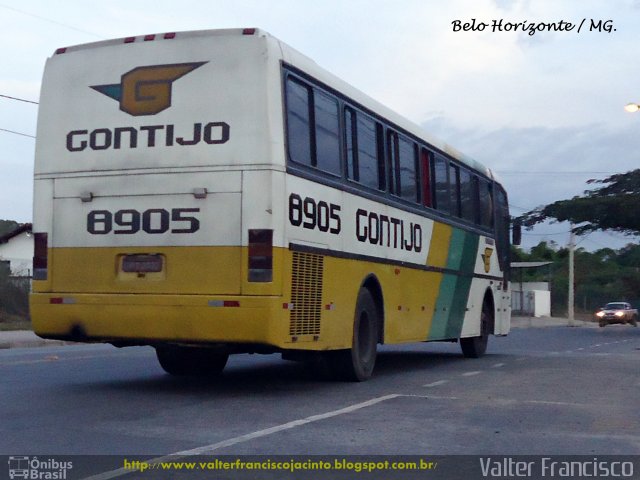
428, 229, 479, 340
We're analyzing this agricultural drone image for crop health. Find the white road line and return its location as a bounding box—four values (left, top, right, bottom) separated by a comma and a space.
461, 371, 481, 377
525, 399, 586, 407
404, 394, 460, 401
83, 393, 401, 480
423, 379, 448, 387
491, 363, 505, 368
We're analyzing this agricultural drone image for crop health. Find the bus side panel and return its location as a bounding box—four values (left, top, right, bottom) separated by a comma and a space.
427, 226, 478, 340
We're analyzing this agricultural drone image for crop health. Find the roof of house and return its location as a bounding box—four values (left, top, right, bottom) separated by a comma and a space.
0, 223, 32, 244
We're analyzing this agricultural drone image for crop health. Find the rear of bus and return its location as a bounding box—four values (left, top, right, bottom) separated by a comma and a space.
30, 29, 290, 354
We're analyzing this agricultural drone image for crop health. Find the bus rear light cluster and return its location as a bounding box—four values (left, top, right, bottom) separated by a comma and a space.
123, 33, 176, 44
49, 297, 76, 305
33, 232, 48, 281
208, 300, 240, 308
248, 229, 273, 282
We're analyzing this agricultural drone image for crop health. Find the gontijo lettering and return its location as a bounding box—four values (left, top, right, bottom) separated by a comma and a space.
356, 208, 423, 252
66, 122, 230, 151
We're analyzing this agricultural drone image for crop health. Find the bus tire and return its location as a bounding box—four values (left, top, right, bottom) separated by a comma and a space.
460, 304, 491, 358
155, 346, 228, 376
329, 289, 378, 381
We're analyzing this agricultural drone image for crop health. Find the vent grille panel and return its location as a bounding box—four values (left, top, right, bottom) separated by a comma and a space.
289, 252, 324, 336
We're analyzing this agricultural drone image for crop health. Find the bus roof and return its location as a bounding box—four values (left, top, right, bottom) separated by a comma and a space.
51, 27, 496, 181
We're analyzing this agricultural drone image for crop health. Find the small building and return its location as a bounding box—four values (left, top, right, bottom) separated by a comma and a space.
511, 261, 552, 317
0, 223, 33, 278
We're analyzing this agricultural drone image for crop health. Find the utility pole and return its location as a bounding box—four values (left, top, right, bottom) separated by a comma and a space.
568, 225, 575, 326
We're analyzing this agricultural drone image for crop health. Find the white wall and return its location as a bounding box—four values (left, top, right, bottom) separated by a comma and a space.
0, 232, 33, 276
512, 282, 551, 317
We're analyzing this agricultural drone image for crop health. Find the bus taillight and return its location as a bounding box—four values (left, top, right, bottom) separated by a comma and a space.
33, 232, 48, 280
248, 229, 273, 282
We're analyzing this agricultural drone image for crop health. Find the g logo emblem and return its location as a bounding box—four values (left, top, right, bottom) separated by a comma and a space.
481, 247, 493, 274
91, 62, 207, 116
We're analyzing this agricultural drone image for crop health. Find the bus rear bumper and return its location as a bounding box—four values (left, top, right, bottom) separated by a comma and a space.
30, 293, 291, 349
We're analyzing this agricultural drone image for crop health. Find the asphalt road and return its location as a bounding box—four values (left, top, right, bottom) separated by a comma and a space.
2, 324, 639, 461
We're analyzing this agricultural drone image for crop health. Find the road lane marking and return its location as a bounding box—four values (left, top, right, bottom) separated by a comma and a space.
461, 371, 481, 377
423, 380, 448, 387
404, 394, 460, 400
0, 353, 144, 367
491, 363, 505, 368
525, 399, 587, 407
84, 393, 401, 479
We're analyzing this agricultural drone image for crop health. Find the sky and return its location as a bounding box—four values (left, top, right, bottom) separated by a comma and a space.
1, 0, 639, 251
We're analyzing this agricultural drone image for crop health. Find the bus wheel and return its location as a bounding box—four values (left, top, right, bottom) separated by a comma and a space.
329, 289, 378, 381
460, 305, 490, 358
155, 346, 228, 376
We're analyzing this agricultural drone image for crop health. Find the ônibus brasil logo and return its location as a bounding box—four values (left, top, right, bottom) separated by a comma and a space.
91, 62, 207, 116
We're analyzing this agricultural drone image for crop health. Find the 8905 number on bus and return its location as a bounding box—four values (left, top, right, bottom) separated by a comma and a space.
87, 208, 200, 235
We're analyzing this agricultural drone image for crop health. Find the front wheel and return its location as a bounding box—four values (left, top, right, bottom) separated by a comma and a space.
460, 307, 490, 358
155, 346, 228, 376
328, 289, 378, 381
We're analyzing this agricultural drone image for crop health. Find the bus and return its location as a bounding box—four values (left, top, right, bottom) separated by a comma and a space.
31, 28, 513, 381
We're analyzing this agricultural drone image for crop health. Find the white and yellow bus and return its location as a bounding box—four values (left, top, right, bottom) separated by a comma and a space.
31, 28, 513, 381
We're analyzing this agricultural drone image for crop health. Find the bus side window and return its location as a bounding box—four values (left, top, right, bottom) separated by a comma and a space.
346, 108, 384, 191
421, 148, 432, 208
345, 107, 357, 180
313, 88, 341, 176
398, 136, 419, 203
459, 168, 475, 223
386, 130, 399, 195
479, 179, 493, 228
495, 186, 510, 280
375, 123, 386, 191
449, 163, 461, 217
359, 115, 383, 191
285, 77, 313, 167
433, 154, 449, 213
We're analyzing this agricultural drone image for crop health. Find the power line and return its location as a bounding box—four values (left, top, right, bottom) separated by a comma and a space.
0, 94, 38, 105
0, 3, 103, 39
0, 127, 35, 138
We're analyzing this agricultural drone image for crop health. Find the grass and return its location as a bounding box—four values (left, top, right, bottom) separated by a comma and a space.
0, 311, 31, 331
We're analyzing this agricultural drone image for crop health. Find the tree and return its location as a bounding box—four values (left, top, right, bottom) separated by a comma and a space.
0, 219, 19, 237
521, 169, 640, 235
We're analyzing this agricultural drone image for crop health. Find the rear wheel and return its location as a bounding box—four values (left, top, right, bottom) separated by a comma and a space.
155, 346, 228, 376
460, 304, 491, 358
328, 289, 378, 381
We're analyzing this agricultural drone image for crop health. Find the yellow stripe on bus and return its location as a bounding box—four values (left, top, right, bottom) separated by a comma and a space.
426, 221, 452, 268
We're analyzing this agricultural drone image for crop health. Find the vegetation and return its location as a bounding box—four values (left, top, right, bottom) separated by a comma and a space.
512, 241, 640, 315
0, 219, 19, 237
521, 169, 640, 235
0, 265, 30, 330
0, 219, 31, 330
